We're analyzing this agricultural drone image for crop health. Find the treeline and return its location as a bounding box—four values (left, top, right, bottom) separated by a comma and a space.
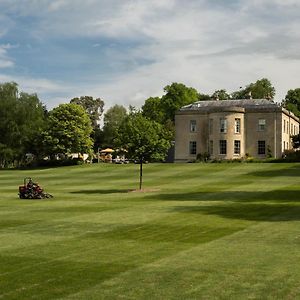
0, 79, 299, 168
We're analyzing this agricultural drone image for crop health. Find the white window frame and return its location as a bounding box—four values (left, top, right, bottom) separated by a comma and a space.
234, 118, 241, 134
258, 119, 266, 131
190, 120, 196, 132
220, 118, 227, 133
234, 140, 241, 155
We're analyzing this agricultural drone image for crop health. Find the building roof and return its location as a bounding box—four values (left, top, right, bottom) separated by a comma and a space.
180, 99, 278, 111
178, 99, 299, 122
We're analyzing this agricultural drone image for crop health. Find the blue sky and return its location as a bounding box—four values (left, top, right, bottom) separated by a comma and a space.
0, 0, 300, 111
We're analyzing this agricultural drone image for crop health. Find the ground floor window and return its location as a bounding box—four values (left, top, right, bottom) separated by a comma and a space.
209, 140, 213, 155
258, 140, 266, 155
219, 140, 227, 155
189, 141, 197, 155
234, 140, 241, 155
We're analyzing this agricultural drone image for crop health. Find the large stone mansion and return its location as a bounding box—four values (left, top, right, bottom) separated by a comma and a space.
174, 99, 300, 161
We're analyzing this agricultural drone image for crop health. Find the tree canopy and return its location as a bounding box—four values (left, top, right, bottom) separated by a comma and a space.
70, 96, 104, 128
282, 88, 300, 118
102, 104, 127, 147
160, 83, 200, 122
117, 112, 172, 189
231, 78, 275, 100
0, 82, 47, 167
42, 103, 93, 157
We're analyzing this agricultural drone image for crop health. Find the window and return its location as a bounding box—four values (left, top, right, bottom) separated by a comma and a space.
209, 140, 213, 155
234, 140, 241, 155
190, 120, 196, 132
209, 119, 213, 134
258, 140, 266, 155
283, 141, 285, 150
220, 118, 227, 133
219, 140, 227, 155
234, 118, 241, 134
189, 141, 197, 155
283, 120, 286, 133
258, 119, 266, 131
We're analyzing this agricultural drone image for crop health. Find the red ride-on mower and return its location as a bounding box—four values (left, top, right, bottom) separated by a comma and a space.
19, 178, 53, 199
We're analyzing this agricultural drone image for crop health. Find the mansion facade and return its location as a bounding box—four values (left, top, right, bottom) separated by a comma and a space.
174, 99, 300, 161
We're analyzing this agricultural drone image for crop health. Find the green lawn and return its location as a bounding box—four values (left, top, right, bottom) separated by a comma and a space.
0, 162, 300, 299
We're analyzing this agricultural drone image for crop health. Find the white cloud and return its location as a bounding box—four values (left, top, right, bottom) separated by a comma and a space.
0, 44, 14, 68
0, 0, 300, 110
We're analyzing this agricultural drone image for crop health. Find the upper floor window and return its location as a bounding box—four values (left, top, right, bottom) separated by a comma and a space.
258, 140, 266, 155
220, 118, 227, 133
219, 140, 227, 155
190, 120, 196, 132
258, 119, 266, 131
283, 120, 286, 133
235, 118, 241, 134
209, 119, 213, 134
189, 141, 197, 155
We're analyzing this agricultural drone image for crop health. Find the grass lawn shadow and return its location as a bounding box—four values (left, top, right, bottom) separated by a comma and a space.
172, 203, 300, 222
70, 189, 134, 194
146, 190, 300, 203
246, 165, 300, 177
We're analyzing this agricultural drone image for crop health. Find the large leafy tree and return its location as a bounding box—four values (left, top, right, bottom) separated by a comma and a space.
211, 89, 231, 100
70, 96, 104, 128
0, 82, 47, 167
42, 103, 93, 157
117, 112, 172, 189
141, 83, 201, 139
231, 78, 275, 100
142, 97, 165, 124
160, 83, 200, 122
102, 104, 127, 147
282, 88, 300, 117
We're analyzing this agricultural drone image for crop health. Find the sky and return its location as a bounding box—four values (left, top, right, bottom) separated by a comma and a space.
0, 0, 300, 111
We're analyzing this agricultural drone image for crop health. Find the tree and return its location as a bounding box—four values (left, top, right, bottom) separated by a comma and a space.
42, 103, 93, 158
211, 89, 231, 100
282, 88, 300, 118
231, 78, 275, 100
102, 104, 127, 147
142, 97, 165, 124
0, 82, 47, 167
70, 96, 104, 128
117, 112, 172, 189
160, 83, 200, 122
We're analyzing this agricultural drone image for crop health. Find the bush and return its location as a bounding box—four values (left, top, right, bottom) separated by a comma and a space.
196, 152, 210, 162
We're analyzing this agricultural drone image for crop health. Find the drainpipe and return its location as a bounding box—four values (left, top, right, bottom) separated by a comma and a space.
274, 110, 277, 159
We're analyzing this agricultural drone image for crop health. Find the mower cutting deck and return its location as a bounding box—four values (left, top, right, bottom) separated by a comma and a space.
19, 177, 53, 199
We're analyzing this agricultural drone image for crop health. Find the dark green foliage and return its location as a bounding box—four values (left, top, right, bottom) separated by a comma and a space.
41, 103, 93, 157
70, 96, 104, 128
211, 89, 231, 100
117, 112, 172, 162
0, 82, 47, 167
282, 88, 300, 117
142, 97, 165, 124
102, 104, 127, 147
160, 82, 200, 122
231, 78, 275, 100
117, 112, 172, 188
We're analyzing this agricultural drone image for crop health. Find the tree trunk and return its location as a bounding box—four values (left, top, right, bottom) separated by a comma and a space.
139, 157, 143, 190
